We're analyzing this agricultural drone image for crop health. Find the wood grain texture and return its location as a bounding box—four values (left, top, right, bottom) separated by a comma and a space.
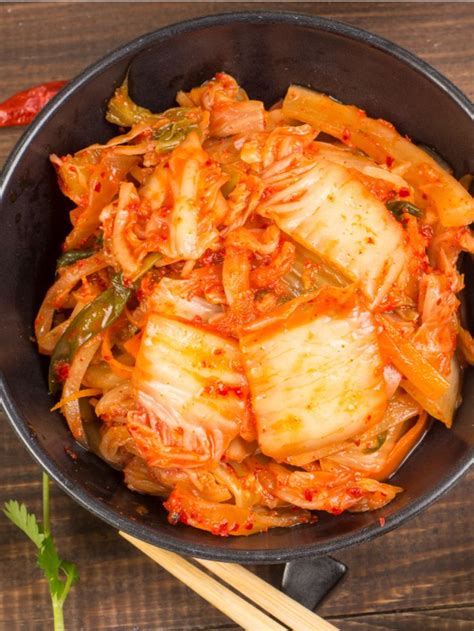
331, 607, 474, 631
0, 3, 473, 630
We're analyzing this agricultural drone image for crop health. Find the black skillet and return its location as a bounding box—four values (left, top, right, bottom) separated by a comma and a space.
0, 11, 473, 609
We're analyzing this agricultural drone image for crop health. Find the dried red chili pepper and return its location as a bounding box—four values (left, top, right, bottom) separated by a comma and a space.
0, 80, 67, 127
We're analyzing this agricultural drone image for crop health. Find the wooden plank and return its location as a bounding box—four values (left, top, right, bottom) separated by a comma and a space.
330, 607, 474, 631
0, 2, 473, 99
0, 2, 473, 629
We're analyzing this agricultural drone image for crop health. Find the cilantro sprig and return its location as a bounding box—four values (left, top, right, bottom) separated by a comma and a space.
3, 474, 79, 631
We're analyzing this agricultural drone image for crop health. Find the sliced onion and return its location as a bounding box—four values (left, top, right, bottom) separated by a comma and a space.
35, 253, 108, 345
94, 382, 132, 420
61, 335, 103, 445
38, 301, 85, 354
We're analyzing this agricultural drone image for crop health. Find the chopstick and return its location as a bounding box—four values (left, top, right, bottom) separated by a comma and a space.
120, 531, 339, 631
195, 558, 338, 631
120, 532, 285, 630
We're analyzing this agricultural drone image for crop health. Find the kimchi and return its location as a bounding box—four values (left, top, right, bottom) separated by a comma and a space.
36, 73, 474, 536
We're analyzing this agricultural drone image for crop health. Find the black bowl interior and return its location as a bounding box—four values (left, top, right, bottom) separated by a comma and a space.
1, 12, 473, 563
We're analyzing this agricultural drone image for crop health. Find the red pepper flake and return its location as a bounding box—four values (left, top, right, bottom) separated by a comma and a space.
304, 489, 314, 502
379, 517, 386, 527
54, 360, 70, 383
200, 249, 224, 266
385, 155, 395, 168
342, 128, 351, 142
0, 80, 67, 127
215, 381, 244, 398
94, 182, 102, 193
244, 522, 254, 531
399, 187, 410, 198
216, 381, 230, 396
64, 446, 78, 461
348, 487, 363, 498
331, 508, 343, 516
212, 521, 230, 536
420, 224, 434, 240
213, 347, 224, 356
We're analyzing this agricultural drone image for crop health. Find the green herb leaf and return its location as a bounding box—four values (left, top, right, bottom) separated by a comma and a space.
56, 248, 95, 270
3, 500, 45, 548
3, 475, 79, 631
386, 200, 422, 221
60, 560, 80, 587
38, 536, 63, 598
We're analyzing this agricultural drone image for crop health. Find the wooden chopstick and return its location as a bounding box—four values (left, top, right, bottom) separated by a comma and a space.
120, 531, 339, 631
120, 532, 285, 631
195, 558, 338, 631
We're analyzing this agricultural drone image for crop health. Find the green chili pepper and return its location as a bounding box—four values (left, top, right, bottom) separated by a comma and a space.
48, 253, 161, 393
56, 248, 95, 270
48, 277, 130, 393
363, 431, 388, 454
386, 200, 422, 221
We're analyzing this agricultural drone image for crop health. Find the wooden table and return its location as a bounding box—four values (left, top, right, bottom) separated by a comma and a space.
0, 3, 473, 629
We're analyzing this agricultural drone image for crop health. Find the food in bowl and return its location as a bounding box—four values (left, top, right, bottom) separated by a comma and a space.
35, 72, 474, 536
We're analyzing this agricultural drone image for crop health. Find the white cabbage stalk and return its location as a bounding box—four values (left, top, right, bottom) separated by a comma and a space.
149, 277, 223, 322
240, 288, 387, 461
132, 314, 246, 465
315, 141, 410, 189
259, 157, 411, 305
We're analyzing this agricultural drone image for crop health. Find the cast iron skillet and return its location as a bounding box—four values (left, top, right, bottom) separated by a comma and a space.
0, 11, 473, 564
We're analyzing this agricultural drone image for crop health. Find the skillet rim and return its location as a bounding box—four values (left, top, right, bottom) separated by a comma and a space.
1, 10, 473, 563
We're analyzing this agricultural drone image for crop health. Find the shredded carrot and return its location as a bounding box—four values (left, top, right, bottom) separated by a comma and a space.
50, 388, 102, 412
123, 332, 142, 359
102, 328, 134, 379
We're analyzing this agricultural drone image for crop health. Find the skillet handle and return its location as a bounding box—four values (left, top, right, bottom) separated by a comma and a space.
281, 556, 347, 610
